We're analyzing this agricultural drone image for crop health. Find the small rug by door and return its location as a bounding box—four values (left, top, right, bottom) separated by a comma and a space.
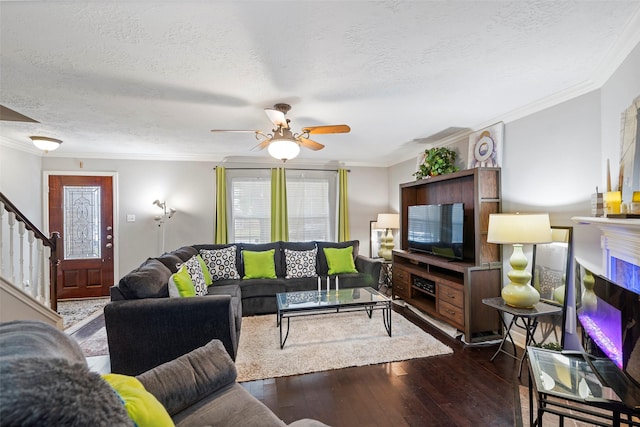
58, 297, 110, 330
235, 311, 453, 382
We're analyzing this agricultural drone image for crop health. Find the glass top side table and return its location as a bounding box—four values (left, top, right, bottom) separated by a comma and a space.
527, 347, 640, 426
482, 296, 563, 377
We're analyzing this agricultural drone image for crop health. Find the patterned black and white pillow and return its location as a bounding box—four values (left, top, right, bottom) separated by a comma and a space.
200, 246, 240, 281
284, 247, 318, 279
184, 255, 208, 296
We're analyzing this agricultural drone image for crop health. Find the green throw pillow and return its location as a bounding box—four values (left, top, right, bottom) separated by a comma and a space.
324, 246, 358, 275
169, 265, 196, 297
243, 249, 277, 279
196, 254, 212, 285
102, 373, 174, 427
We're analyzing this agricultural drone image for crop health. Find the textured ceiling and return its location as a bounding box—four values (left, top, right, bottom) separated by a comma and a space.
1, 1, 639, 166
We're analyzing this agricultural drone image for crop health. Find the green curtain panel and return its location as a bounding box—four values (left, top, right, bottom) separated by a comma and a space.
215, 167, 228, 244
338, 168, 350, 242
271, 167, 289, 242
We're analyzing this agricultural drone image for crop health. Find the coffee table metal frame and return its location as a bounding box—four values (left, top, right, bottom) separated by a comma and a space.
276, 286, 392, 349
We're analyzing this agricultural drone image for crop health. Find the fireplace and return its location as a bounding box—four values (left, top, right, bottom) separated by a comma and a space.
573, 216, 640, 292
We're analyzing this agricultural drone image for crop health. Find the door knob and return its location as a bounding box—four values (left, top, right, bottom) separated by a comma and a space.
106, 243, 113, 248
106, 226, 113, 231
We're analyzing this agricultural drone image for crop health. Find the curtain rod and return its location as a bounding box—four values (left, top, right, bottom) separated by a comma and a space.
214, 167, 350, 172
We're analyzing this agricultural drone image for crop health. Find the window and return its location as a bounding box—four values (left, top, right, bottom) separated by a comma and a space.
226, 169, 336, 243
228, 170, 271, 243
286, 170, 336, 241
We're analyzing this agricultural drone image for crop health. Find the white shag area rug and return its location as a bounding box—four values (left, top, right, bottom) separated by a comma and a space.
235, 311, 453, 382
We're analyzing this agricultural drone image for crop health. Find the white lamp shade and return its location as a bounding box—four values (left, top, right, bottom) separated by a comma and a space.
376, 213, 399, 229
30, 136, 62, 152
268, 139, 300, 161
487, 213, 552, 244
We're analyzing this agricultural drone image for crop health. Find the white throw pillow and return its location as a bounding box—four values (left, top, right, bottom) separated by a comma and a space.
200, 246, 240, 281
284, 247, 318, 278
184, 255, 208, 296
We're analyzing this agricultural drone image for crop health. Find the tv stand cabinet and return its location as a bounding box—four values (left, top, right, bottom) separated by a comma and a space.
393, 250, 502, 342
394, 168, 503, 343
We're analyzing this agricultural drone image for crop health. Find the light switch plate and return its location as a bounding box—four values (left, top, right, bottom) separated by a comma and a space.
126, 214, 135, 223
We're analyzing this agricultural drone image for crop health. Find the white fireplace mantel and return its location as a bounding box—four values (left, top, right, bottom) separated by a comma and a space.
571, 216, 640, 279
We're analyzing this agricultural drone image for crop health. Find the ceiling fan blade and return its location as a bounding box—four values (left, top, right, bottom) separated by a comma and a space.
251, 137, 272, 151
264, 108, 288, 128
302, 124, 350, 135
298, 136, 325, 151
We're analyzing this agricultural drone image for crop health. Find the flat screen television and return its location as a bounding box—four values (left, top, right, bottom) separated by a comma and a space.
407, 203, 464, 260
574, 260, 640, 392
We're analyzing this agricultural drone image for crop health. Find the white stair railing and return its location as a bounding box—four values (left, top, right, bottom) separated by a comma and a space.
0, 192, 59, 312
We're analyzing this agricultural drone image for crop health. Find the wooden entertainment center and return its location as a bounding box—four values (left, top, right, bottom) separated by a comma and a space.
393, 167, 503, 343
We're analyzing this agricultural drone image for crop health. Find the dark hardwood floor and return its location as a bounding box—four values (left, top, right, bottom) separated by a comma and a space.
240, 306, 526, 427
71, 306, 527, 427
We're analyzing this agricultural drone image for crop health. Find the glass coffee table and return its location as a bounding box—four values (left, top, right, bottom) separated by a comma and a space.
276, 287, 392, 349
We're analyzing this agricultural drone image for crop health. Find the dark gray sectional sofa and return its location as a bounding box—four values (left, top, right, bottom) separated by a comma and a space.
105, 240, 382, 375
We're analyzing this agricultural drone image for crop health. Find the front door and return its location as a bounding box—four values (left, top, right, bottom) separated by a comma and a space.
48, 175, 114, 299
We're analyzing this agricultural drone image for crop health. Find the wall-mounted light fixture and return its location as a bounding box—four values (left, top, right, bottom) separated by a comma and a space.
30, 136, 62, 152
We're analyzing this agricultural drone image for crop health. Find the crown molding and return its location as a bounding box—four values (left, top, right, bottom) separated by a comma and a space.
0, 137, 42, 156
590, 6, 640, 88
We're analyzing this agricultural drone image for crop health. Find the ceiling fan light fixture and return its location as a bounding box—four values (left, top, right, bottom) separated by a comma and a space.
268, 139, 300, 161
30, 136, 62, 152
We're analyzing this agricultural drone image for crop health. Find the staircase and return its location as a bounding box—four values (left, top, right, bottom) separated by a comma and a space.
0, 192, 62, 328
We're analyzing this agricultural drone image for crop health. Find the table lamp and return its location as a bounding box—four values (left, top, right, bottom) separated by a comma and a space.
376, 213, 399, 261
487, 213, 552, 308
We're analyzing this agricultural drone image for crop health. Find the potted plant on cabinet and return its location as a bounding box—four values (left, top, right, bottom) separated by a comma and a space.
414, 147, 459, 180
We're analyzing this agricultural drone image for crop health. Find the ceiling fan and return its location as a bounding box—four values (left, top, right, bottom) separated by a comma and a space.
211, 103, 350, 161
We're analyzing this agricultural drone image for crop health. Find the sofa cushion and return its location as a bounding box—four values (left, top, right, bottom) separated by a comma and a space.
168, 265, 196, 298
184, 255, 208, 296
196, 254, 213, 285
102, 373, 174, 427
171, 246, 198, 262
239, 242, 283, 277
242, 249, 277, 279
156, 252, 183, 273
283, 277, 318, 293
239, 278, 287, 299
136, 340, 238, 418
323, 246, 358, 275
119, 258, 171, 299
200, 246, 241, 281
332, 272, 377, 288
316, 240, 359, 276
194, 243, 241, 271
284, 247, 318, 278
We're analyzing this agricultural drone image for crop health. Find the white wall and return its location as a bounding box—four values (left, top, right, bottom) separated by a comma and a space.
40, 157, 216, 275
0, 145, 43, 228
347, 166, 390, 257
601, 43, 640, 201
388, 43, 640, 273
37, 157, 388, 275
